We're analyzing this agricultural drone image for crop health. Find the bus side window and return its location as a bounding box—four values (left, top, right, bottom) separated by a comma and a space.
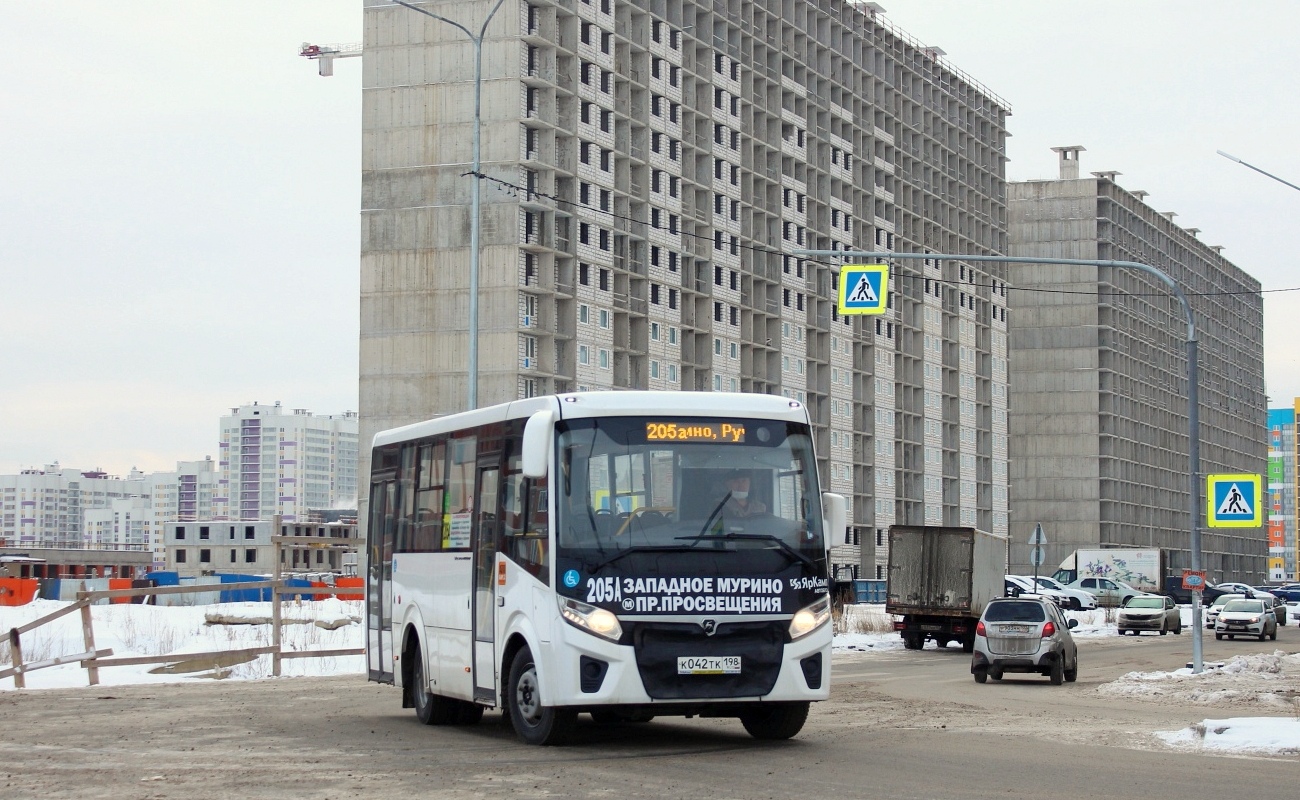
503, 465, 549, 584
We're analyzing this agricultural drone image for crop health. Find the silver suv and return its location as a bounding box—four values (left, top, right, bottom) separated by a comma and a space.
972, 595, 1080, 685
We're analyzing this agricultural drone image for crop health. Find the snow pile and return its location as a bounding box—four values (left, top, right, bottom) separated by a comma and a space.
1158, 718, 1300, 756
1098, 652, 1300, 709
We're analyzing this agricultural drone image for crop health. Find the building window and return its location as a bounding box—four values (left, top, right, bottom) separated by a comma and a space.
245, 549, 257, 563
176, 549, 187, 563
199, 549, 211, 563
175, 526, 185, 540
199, 526, 210, 540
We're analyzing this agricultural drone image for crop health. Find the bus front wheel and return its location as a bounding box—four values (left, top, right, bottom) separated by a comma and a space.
738, 701, 810, 740
410, 645, 457, 726
507, 648, 576, 746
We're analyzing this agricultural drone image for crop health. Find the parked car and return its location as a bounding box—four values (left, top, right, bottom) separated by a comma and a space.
1062, 576, 1141, 606
1214, 598, 1278, 641
1022, 575, 1097, 610
1005, 575, 1071, 608
1214, 582, 1269, 600
1162, 576, 1238, 606
1261, 583, 1300, 603
1117, 594, 1182, 635
1256, 592, 1288, 625
1204, 593, 1246, 628
971, 595, 1079, 685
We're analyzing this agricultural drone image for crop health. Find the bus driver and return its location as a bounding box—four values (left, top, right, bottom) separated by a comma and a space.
721, 470, 767, 518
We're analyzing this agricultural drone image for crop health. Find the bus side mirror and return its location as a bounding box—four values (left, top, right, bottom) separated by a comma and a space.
522, 409, 556, 479
821, 492, 846, 550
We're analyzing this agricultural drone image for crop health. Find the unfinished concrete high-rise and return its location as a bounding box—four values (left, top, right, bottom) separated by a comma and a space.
1007, 147, 1267, 583
359, 0, 1012, 579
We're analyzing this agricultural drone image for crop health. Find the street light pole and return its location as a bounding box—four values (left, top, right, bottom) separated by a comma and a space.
793, 249, 1207, 673
393, 0, 507, 411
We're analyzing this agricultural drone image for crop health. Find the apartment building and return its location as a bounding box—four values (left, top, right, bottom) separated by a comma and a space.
215, 402, 360, 522
0, 465, 146, 549
164, 519, 360, 578
1008, 147, 1268, 582
1267, 406, 1295, 581
359, 0, 1012, 579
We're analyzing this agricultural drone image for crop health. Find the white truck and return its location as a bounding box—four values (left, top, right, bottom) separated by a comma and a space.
1051, 549, 1166, 595
885, 526, 1006, 652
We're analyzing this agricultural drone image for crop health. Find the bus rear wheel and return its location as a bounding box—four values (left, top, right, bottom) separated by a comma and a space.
739, 702, 810, 740
507, 648, 576, 746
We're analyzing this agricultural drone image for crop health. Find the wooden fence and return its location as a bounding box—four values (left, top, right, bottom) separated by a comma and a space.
2, 579, 364, 689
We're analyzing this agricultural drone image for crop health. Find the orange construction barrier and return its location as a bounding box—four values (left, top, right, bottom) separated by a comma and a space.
0, 577, 39, 606
335, 576, 364, 601
108, 578, 134, 604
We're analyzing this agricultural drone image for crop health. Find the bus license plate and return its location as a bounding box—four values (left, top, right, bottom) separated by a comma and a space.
677, 656, 741, 675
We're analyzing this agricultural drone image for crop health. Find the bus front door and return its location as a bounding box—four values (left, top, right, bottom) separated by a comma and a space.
472, 465, 500, 703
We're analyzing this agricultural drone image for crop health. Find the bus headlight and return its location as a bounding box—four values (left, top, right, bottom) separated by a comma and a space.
789, 595, 831, 641
559, 596, 623, 642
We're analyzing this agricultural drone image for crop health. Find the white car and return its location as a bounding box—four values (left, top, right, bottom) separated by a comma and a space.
1204, 593, 1246, 628
1062, 576, 1142, 607
1214, 598, 1278, 641
1005, 575, 1072, 609
1020, 575, 1097, 610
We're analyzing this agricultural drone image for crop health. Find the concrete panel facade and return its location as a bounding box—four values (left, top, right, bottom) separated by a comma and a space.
359, 0, 1013, 580
1008, 150, 1267, 582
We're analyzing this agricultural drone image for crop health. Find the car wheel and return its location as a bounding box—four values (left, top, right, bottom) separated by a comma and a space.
902, 634, 923, 650
1174, 621, 1182, 634
507, 647, 577, 746
1159, 623, 1168, 636
973, 668, 988, 684
739, 702, 810, 740
1270, 627, 1277, 641
1259, 630, 1267, 642
1049, 656, 1065, 685
1064, 656, 1078, 683
989, 667, 1003, 681
1215, 632, 1223, 640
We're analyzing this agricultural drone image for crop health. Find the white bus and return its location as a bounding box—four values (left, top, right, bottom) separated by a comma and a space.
366, 391, 845, 745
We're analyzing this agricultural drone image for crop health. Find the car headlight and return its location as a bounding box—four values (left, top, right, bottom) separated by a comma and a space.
789, 595, 831, 641
558, 596, 623, 642
1246, 616, 1260, 624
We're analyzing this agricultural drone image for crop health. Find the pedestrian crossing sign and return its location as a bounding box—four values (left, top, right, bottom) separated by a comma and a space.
1207, 473, 1262, 528
837, 264, 889, 315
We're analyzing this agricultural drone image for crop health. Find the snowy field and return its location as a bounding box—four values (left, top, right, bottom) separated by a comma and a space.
4, 598, 1299, 756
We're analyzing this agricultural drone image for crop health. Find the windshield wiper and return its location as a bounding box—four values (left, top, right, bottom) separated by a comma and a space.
675, 531, 817, 569
588, 544, 707, 573
696, 491, 732, 538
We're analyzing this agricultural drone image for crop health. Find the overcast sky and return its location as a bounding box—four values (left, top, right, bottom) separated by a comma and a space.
4, 1, 1298, 477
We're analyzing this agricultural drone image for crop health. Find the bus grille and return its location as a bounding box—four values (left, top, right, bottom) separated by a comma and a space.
629, 620, 785, 699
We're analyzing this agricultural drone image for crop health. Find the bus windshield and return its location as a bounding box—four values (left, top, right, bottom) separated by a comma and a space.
554, 416, 826, 570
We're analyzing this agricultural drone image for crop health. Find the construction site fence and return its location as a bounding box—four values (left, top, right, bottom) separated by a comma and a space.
2, 579, 364, 689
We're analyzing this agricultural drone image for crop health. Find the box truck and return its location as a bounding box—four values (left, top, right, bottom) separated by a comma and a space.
885, 525, 1006, 652
1051, 549, 1166, 594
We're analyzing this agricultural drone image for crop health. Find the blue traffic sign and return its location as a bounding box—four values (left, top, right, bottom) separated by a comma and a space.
837, 264, 889, 315
1207, 473, 1262, 528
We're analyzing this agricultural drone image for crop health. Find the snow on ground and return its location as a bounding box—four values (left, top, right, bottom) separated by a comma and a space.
0, 598, 364, 688
834, 602, 1300, 757
4, 598, 1299, 756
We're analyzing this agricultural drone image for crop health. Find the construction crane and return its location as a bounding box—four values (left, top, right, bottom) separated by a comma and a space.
299, 42, 361, 77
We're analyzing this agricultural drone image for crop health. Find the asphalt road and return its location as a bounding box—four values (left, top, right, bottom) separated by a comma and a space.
2, 622, 1297, 800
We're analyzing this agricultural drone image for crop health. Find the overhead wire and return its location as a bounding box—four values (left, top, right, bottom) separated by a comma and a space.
464, 170, 1300, 300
